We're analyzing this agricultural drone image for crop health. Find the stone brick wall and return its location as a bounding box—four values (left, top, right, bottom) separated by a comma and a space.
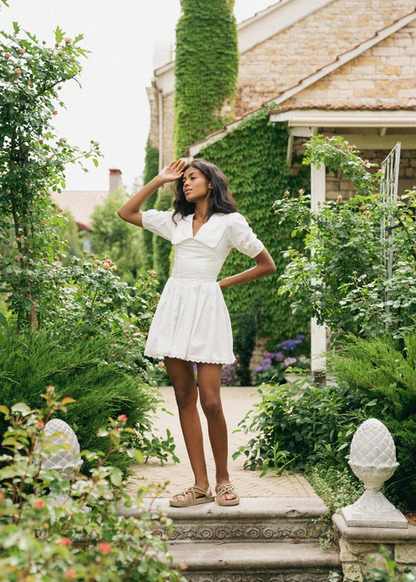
148, 90, 159, 150
235, 0, 416, 115
285, 20, 416, 108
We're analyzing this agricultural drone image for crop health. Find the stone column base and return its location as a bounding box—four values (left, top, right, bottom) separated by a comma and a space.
333, 512, 416, 581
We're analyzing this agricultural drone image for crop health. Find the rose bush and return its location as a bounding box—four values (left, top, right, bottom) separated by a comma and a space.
0, 21, 102, 330
0, 389, 187, 582
274, 135, 416, 342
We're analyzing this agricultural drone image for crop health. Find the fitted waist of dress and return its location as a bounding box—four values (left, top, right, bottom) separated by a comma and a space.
170, 275, 218, 285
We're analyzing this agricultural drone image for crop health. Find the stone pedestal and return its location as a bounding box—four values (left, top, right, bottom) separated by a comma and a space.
333, 512, 416, 581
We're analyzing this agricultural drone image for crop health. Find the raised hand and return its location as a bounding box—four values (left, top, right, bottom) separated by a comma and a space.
158, 160, 187, 184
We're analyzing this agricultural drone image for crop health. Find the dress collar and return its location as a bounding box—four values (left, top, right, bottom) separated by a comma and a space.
171, 212, 229, 248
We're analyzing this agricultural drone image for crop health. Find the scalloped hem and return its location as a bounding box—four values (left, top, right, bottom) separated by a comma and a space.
145, 352, 236, 365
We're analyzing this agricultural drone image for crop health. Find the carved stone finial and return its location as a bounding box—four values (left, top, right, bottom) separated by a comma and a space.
341, 418, 408, 528
42, 419, 83, 507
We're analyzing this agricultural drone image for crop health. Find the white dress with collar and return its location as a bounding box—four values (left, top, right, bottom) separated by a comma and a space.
141, 209, 265, 365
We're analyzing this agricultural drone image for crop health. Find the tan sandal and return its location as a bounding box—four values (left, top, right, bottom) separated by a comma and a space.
215, 483, 240, 506
169, 485, 214, 507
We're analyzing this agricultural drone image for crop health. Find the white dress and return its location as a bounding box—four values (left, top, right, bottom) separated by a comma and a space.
141, 209, 265, 365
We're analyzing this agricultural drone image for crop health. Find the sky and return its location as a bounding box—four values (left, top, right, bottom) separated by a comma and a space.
1, 0, 276, 193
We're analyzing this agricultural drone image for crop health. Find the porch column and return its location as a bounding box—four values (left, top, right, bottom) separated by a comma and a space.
310, 162, 327, 380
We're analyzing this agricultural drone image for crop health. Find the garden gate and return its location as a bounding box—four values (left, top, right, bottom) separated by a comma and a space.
380, 142, 401, 329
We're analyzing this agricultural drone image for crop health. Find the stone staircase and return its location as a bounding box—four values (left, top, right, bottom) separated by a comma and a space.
137, 497, 341, 582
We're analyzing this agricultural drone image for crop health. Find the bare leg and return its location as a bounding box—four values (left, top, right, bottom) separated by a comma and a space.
197, 362, 237, 501
164, 357, 210, 501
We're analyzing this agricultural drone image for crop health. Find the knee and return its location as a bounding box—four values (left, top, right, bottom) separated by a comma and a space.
200, 397, 222, 419
174, 384, 197, 410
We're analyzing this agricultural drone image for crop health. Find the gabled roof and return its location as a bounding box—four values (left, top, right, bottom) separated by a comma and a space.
153, 0, 336, 77
50, 190, 109, 231
263, 8, 416, 107
187, 8, 416, 156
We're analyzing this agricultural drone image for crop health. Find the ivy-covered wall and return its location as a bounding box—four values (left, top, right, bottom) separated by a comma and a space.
197, 106, 310, 350
141, 134, 159, 271
174, 0, 238, 157
153, 188, 173, 292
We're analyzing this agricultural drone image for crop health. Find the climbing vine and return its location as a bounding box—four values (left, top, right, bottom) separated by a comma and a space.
197, 105, 310, 352
153, 187, 173, 292
141, 134, 159, 271
174, 0, 238, 157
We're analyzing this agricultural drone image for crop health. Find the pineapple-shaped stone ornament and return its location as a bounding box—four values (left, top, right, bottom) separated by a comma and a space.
341, 418, 407, 528
41, 419, 84, 508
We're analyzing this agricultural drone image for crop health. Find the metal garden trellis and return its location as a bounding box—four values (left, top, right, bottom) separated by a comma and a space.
380, 142, 401, 330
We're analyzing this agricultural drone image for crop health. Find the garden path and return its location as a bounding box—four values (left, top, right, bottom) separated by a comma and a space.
126, 386, 317, 499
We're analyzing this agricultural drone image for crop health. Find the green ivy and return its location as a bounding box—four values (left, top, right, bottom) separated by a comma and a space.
141, 135, 160, 271
197, 105, 310, 350
153, 188, 173, 292
174, 0, 238, 157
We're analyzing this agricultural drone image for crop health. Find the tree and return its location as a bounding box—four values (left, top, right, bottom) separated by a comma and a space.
90, 188, 143, 285
0, 22, 101, 330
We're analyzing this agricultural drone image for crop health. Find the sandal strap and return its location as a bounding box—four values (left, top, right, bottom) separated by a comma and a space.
215, 483, 237, 499
173, 485, 210, 502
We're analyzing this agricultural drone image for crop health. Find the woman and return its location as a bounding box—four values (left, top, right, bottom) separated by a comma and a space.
117, 159, 276, 507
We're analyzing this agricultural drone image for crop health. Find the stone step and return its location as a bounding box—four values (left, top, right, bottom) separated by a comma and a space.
120, 497, 331, 543
168, 540, 341, 582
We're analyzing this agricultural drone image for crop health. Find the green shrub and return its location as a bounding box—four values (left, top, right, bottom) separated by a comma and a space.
0, 391, 187, 582
306, 465, 364, 551
329, 333, 416, 510
0, 322, 157, 474
90, 188, 143, 285
233, 377, 376, 474
276, 136, 416, 342
306, 465, 364, 515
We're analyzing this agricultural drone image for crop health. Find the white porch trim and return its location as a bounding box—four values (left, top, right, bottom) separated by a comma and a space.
310, 163, 327, 374
270, 109, 416, 128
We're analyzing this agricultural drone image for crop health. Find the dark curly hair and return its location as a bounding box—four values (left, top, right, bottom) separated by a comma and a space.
172, 159, 237, 224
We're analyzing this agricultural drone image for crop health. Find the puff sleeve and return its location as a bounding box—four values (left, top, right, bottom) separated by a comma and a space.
141, 208, 174, 242
227, 212, 265, 258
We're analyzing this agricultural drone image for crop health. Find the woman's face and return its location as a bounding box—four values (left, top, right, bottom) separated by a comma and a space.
181, 166, 211, 204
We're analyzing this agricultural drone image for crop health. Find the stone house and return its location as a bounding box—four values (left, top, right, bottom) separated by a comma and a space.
147, 0, 416, 370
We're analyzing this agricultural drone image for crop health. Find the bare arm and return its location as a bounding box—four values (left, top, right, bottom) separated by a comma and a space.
117, 160, 187, 227
218, 248, 276, 291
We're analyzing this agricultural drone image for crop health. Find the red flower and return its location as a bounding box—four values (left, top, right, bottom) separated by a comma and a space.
33, 500, 44, 510
98, 542, 112, 554
65, 570, 76, 580
117, 414, 127, 423
58, 537, 71, 546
